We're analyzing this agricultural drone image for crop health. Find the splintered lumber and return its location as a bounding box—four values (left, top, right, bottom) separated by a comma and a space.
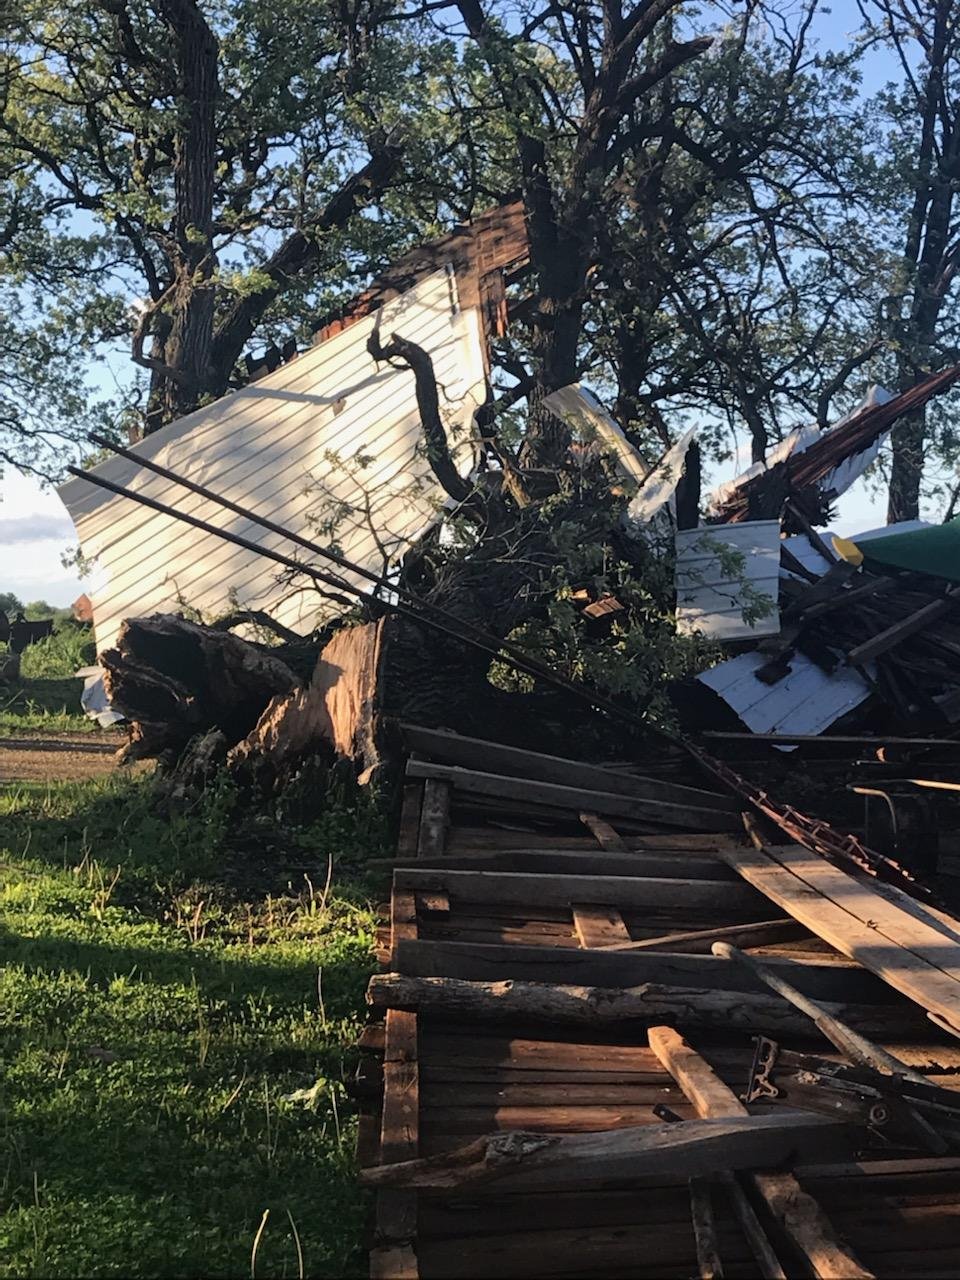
598, 918, 804, 954
400, 723, 739, 811
580, 812, 627, 849
648, 1027, 873, 1280
405, 760, 742, 832
360, 1111, 845, 1192
714, 840, 960, 1037
650, 1029, 875, 1280
714, 943, 934, 1087
367, 973, 920, 1039
846, 590, 960, 666
716, 942, 949, 1155
393, 867, 765, 914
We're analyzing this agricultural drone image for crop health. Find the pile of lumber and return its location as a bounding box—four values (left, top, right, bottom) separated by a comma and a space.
357, 723, 960, 1279
770, 557, 960, 728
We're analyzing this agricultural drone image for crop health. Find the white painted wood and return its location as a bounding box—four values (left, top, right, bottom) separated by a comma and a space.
59, 270, 485, 653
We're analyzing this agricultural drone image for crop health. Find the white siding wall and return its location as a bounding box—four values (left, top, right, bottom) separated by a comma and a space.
675, 521, 781, 640
59, 269, 485, 654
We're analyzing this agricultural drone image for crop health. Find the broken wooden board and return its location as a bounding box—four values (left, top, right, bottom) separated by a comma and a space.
400, 723, 738, 811
361, 1111, 847, 1192
715, 842, 960, 1037
393, 867, 766, 914
648, 1027, 873, 1280
405, 760, 742, 832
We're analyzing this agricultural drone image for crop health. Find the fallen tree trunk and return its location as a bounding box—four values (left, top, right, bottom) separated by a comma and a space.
366, 972, 925, 1040
360, 1112, 847, 1192
101, 614, 302, 758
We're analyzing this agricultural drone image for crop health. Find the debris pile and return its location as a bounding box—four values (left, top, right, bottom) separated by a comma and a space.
358, 724, 960, 1280
53, 201, 960, 798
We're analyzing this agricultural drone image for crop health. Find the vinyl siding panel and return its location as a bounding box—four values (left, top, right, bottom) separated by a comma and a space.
59, 269, 484, 653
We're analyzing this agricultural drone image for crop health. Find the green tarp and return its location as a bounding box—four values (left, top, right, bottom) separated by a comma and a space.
838, 519, 960, 584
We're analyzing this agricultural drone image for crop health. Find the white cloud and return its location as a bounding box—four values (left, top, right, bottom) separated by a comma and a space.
1, 467, 84, 605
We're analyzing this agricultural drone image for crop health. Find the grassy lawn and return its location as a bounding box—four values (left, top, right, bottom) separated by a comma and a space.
0, 676, 96, 735
1, 624, 100, 735
0, 768, 385, 1278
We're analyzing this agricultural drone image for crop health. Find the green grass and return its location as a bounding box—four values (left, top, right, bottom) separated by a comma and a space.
0, 769, 387, 1278
0, 677, 96, 735
0, 623, 99, 735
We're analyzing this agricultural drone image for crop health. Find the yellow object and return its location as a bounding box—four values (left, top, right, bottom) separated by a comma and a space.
832, 534, 864, 566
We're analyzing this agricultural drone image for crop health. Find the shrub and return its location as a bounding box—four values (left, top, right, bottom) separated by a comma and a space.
17, 623, 96, 679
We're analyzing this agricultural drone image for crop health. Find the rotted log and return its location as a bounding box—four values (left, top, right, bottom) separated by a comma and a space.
367, 972, 925, 1040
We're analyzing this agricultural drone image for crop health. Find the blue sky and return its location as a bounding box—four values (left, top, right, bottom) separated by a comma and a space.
0, 1, 924, 606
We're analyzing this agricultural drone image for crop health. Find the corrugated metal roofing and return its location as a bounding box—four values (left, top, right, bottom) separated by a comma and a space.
675, 521, 781, 640
698, 649, 873, 741
59, 268, 485, 654
543, 384, 648, 487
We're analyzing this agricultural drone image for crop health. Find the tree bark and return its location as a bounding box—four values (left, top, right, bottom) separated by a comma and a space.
144, 0, 219, 431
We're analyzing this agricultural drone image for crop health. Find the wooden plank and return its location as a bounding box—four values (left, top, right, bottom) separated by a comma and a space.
795, 1156, 960, 1181
375, 1008, 420, 1271
715, 842, 960, 1037
847, 590, 960, 666
390, 887, 418, 965
598, 918, 805, 954
580, 812, 628, 849
422, 1102, 687, 1132
400, 723, 739, 811
387, 849, 739, 880
405, 760, 743, 832
415, 1223, 748, 1280
394, 868, 766, 914
446, 829, 747, 852
648, 1027, 873, 1280
417, 778, 451, 857
423, 1080, 685, 1106
689, 1179, 724, 1280
397, 782, 423, 859
393, 939, 899, 1006
380, 1009, 419, 1163
573, 904, 631, 947
361, 1111, 846, 1192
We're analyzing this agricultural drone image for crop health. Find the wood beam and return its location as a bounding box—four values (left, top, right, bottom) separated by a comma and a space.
648, 1026, 873, 1280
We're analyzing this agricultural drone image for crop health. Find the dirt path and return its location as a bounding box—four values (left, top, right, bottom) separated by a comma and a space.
0, 730, 125, 783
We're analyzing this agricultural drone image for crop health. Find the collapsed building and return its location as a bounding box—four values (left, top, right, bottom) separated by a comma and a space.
56, 201, 960, 1280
